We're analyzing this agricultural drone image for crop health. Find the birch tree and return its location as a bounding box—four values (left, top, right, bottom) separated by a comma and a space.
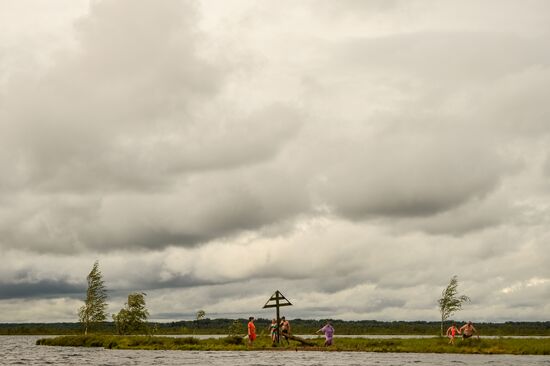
113, 292, 149, 335
78, 261, 108, 335
438, 275, 470, 336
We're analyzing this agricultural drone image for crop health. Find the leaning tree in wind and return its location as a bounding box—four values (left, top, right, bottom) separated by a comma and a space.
438, 275, 470, 336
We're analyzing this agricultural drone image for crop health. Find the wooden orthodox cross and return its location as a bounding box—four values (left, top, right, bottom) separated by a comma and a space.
262, 290, 292, 343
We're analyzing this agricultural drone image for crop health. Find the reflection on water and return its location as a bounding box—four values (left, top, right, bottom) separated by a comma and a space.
2, 335, 549, 366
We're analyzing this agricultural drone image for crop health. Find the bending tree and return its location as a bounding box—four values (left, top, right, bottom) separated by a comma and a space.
438, 275, 470, 336
113, 292, 149, 335
78, 260, 108, 335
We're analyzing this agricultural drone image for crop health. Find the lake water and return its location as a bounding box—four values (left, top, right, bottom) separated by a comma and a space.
2, 335, 550, 366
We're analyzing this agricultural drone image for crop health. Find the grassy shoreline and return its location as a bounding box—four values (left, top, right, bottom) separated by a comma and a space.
36, 335, 550, 355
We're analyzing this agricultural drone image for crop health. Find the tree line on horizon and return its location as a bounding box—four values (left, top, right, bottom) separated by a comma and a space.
2, 319, 550, 336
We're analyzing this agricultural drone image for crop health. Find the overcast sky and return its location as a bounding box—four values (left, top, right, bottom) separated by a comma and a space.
1, 0, 549, 324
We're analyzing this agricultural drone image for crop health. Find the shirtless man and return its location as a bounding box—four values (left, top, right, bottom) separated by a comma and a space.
280, 316, 291, 344
460, 321, 479, 339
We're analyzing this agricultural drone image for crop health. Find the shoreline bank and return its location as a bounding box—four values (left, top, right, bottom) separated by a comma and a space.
36, 335, 550, 355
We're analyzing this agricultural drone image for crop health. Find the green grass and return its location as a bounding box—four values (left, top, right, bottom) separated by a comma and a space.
36, 335, 550, 355
330, 337, 550, 355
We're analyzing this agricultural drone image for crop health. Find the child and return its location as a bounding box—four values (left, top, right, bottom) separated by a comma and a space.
446, 323, 460, 345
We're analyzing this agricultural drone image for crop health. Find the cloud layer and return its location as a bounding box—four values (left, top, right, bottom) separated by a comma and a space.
0, 0, 549, 322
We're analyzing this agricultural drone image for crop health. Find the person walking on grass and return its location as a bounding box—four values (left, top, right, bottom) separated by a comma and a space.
247, 317, 256, 346
446, 322, 460, 345
460, 321, 479, 339
316, 321, 335, 346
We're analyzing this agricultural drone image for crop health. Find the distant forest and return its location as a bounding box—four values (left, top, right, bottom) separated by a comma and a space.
1, 319, 550, 336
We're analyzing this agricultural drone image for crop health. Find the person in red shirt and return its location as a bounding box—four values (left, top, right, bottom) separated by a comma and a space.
247, 317, 256, 346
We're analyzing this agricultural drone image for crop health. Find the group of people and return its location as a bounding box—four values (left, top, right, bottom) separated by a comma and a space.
247, 316, 334, 347
268, 316, 292, 344
249, 317, 477, 347
247, 316, 292, 346
446, 321, 479, 344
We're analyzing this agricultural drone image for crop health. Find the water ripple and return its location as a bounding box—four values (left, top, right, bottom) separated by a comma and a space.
2, 336, 550, 366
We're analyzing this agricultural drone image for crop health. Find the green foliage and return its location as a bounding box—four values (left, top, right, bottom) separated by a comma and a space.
113, 292, 150, 335
78, 261, 108, 335
438, 275, 470, 335
223, 335, 244, 345
174, 337, 200, 345
227, 319, 244, 337
37, 335, 118, 348
196, 310, 206, 321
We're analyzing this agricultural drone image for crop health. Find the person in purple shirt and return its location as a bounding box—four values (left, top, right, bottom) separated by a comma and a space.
316, 321, 335, 346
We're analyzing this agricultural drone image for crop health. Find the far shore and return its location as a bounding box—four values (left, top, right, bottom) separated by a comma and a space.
4, 319, 550, 336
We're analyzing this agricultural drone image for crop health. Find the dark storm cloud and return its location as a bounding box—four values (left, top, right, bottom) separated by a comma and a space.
110, 271, 227, 293
0, 280, 84, 300
312, 125, 508, 220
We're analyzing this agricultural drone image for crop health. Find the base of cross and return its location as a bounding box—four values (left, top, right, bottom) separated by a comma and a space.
281, 334, 316, 346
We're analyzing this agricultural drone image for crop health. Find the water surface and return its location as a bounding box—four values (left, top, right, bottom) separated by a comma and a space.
2, 335, 549, 366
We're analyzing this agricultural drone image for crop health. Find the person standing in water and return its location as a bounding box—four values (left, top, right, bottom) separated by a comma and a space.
316, 321, 335, 346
